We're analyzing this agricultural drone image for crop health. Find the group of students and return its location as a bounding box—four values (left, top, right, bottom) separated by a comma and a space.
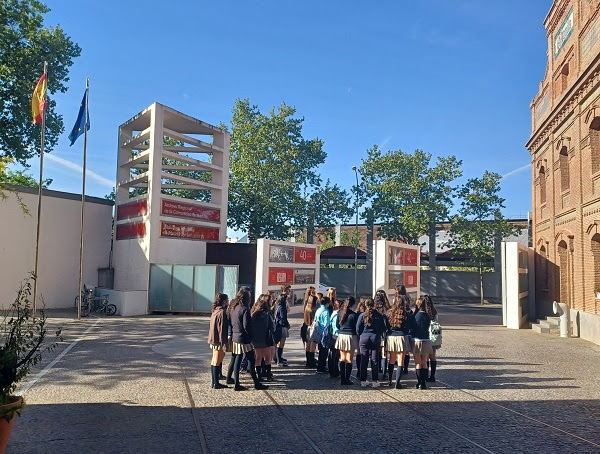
302, 286, 439, 389
207, 284, 440, 391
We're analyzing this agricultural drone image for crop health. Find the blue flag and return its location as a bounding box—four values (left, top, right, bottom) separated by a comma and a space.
68, 89, 90, 146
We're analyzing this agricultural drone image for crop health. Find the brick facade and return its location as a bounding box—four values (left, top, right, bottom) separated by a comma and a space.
527, 0, 600, 315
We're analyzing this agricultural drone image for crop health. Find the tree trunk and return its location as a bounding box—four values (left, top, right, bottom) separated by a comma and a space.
479, 263, 484, 305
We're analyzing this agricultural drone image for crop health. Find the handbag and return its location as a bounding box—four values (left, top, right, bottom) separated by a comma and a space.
300, 323, 308, 343
308, 319, 320, 343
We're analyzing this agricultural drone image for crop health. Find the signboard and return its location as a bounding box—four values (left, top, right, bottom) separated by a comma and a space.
294, 268, 315, 285
117, 200, 147, 220
161, 199, 220, 223
269, 245, 294, 263
389, 271, 404, 289
404, 271, 418, 287
116, 222, 146, 240
389, 246, 418, 265
294, 247, 316, 264
160, 222, 220, 241
554, 7, 574, 58
268, 268, 294, 285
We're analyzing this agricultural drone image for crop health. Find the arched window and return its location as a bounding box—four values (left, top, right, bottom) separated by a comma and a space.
590, 117, 600, 174
536, 244, 548, 294
559, 146, 569, 192
539, 166, 547, 204
592, 234, 600, 299
560, 63, 569, 92
557, 240, 569, 304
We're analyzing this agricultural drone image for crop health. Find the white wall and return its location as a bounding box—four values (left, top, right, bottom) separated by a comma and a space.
0, 186, 113, 309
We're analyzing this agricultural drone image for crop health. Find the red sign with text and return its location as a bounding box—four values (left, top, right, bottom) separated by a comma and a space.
268, 268, 294, 285
117, 200, 147, 220
404, 271, 418, 287
116, 222, 146, 240
160, 222, 220, 241
404, 249, 418, 266
161, 199, 220, 223
294, 247, 316, 264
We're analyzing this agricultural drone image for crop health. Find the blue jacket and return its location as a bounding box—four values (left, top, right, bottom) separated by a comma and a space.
314, 304, 330, 332
330, 310, 340, 337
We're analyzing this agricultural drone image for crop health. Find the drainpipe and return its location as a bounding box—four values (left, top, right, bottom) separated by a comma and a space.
553, 301, 570, 338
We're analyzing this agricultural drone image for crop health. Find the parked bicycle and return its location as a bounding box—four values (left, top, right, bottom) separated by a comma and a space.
74, 285, 117, 317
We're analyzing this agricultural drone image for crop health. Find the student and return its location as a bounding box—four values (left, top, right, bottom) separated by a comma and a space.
386, 295, 415, 388
412, 297, 433, 390
251, 294, 275, 381
328, 299, 342, 378
230, 287, 268, 391
335, 296, 358, 385
396, 285, 412, 375
421, 295, 439, 382
301, 287, 316, 346
275, 285, 292, 366
208, 293, 229, 389
374, 292, 390, 382
303, 294, 318, 367
356, 297, 387, 388
355, 297, 367, 376
314, 296, 332, 373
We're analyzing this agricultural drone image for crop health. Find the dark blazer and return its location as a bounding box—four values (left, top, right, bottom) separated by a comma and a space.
275, 302, 290, 329
337, 309, 358, 335
412, 311, 431, 340
356, 310, 387, 337
231, 304, 252, 344
251, 311, 275, 348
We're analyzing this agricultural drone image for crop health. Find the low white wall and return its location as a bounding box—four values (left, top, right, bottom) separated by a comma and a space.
101, 289, 147, 316
0, 186, 113, 309
578, 311, 600, 346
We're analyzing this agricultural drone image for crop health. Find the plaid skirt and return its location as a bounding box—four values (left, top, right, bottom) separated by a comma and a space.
232, 342, 253, 355
386, 335, 411, 353
209, 343, 225, 351
413, 339, 434, 356
335, 334, 358, 351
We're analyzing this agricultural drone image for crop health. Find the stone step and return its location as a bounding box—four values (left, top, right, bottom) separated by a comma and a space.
531, 323, 549, 334
539, 319, 560, 331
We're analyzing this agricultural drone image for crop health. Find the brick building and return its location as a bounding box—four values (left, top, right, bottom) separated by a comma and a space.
527, 0, 600, 342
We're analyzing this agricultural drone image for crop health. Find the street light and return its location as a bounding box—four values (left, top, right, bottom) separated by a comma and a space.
352, 166, 359, 299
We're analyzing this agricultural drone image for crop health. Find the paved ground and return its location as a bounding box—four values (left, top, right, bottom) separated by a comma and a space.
9, 303, 600, 453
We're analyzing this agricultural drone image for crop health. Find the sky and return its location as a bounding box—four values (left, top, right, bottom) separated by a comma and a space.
25, 0, 551, 228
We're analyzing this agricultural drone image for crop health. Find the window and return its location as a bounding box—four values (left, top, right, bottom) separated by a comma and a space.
591, 117, 600, 174
592, 234, 600, 300
557, 241, 569, 304
560, 63, 569, 92
539, 166, 547, 204
559, 146, 569, 192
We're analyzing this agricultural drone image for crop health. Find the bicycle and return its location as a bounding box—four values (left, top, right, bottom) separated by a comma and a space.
74, 286, 117, 317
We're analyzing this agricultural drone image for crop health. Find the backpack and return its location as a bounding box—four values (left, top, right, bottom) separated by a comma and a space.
429, 320, 442, 347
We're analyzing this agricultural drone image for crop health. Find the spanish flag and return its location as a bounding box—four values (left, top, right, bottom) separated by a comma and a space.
31, 71, 47, 124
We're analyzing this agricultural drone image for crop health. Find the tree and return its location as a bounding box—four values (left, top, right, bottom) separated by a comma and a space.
226, 99, 351, 242
0, 166, 52, 188
0, 0, 81, 164
448, 171, 519, 305
359, 146, 462, 245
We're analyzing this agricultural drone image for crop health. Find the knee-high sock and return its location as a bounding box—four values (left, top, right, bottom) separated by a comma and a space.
233, 354, 242, 385
210, 365, 216, 387
387, 363, 394, 384
395, 364, 402, 387
430, 361, 437, 379
346, 361, 353, 381
421, 368, 429, 387
403, 354, 410, 372
227, 356, 235, 380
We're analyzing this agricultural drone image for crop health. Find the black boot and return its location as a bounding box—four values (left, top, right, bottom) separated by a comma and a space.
256, 365, 263, 380
395, 365, 402, 389
427, 361, 437, 382
415, 369, 422, 389
264, 364, 273, 381
310, 352, 318, 367
210, 365, 215, 388
420, 368, 428, 390
276, 347, 288, 366
305, 351, 310, 367
218, 364, 226, 380
211, 365, 227, 389
340, 362, 347, 385
383, 358, 389, 381
387, 363, 395, 386
356, 354, 362, 374
278, 347, 287, 363
249, 365, 268, 390
403, 354, 410, 374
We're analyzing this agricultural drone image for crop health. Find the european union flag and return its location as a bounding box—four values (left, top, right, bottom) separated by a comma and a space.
68, 89, 90, 146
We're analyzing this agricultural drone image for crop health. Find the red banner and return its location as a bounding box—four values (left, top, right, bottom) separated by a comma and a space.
268, 268, 294, 285
294, 247, 316, 264
161, 199, 220, 223
116, 222, 146, 240
404, 271, 418, 287
160, 222, 220, 241
404, 249, 418, 265
117, 200, 147, 220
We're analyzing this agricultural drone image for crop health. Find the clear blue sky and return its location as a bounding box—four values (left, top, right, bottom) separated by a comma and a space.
29, 0, 551, 225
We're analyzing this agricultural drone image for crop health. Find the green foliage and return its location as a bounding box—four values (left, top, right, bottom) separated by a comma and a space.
0, 274, 61, 414
0, 157, 31, 214
226, 99, 351, 242
318, 229, 359, 251
448, 171, 517, 265
359, 146, 462, 244
0, 0, 81, 164
0, 167, 52, 188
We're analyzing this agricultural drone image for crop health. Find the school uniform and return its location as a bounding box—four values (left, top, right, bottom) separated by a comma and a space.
251, 311, 275, 349
386, 314, 416, 353
335, 309, 359, 351
314, 303, 331, 372
412, 311, 433, 356
356, 310, 387, 383
208, 306, 228, 350
328, 310, 340, 377
231, 304, 264, 390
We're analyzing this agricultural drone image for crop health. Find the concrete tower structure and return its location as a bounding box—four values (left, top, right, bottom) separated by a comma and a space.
111, 103, 229, 312
527, 0, 600, 343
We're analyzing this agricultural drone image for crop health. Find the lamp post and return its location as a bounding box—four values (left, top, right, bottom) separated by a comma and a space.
352, 166, 359, 299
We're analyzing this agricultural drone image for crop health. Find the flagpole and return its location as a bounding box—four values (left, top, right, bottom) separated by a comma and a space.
32, 60, 47, 318
77, 79, 89, 321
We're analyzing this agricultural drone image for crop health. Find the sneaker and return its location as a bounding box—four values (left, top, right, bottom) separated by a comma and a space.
360, 381, 370, 388
420, 382, 427, 390
211, 383, 228, 389
371, 381, 380, 388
